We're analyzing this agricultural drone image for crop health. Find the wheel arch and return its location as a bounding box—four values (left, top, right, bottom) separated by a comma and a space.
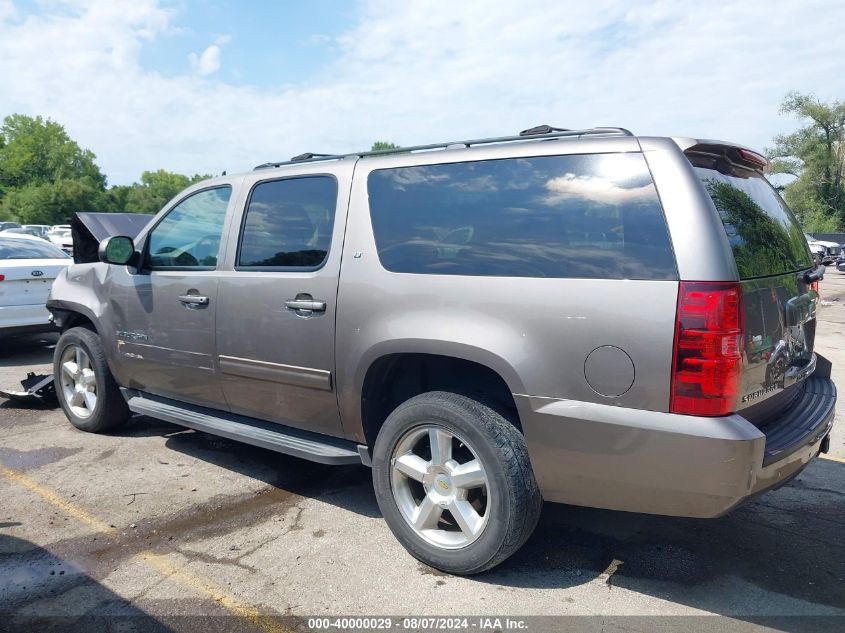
48, 300, 100, 333
356, 347, 524, 449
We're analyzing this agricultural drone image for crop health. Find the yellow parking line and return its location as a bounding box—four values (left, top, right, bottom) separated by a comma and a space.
139, 551, 292, 633
0, 466, 117, 535
820, 453, 845, 464
0, 465, 292, 633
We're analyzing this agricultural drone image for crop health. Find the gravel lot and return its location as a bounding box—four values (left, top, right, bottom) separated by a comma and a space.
1, 276, 845, 633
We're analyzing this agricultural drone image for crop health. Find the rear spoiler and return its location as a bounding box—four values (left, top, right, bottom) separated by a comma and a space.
673, 138, 769, 173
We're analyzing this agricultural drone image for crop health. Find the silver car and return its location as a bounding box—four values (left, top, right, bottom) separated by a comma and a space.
47, 127, 836, 574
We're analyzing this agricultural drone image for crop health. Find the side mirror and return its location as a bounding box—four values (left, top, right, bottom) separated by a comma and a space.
98, 235, 136, 265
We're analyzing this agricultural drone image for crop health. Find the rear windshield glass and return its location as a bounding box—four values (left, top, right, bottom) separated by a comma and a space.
0, 237, 70, 260
690, 154, 812, 279
367, 153, 677, 280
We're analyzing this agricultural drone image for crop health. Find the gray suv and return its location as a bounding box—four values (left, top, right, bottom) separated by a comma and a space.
47, 127, 836, 574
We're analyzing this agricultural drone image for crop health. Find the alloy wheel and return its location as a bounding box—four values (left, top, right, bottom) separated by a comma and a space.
390, 424, 491, 549
59, 345, 98, 419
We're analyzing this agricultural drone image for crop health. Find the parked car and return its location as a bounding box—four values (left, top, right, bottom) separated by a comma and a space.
0, 233, 71, 335
47, 127, 836, 574
836, 253, 845, 272
47, 228, 73, 255
0, 222, 22, 232
805, 234, 840, 264
22, 224, 51, 239
1, 227, 43, 238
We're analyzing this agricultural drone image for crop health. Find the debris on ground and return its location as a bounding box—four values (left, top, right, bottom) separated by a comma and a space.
599, 558, 624, 589
0, 372, 57, 405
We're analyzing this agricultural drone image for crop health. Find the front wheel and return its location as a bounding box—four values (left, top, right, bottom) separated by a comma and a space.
54, 326, 130, 433
372, 391, 542, 575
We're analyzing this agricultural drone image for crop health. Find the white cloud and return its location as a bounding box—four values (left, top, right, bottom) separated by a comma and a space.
0, 0, 17, 22
544, 174, 653, 205
1, 0, 844, 186
189, 44, 222, 76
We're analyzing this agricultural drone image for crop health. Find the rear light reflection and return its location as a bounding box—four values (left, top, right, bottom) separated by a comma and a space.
670, 282, 744, 416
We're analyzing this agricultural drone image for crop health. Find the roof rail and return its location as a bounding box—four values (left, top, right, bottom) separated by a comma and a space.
253, 126, 634, 170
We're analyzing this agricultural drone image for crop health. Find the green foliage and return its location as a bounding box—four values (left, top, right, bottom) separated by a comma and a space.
101, 184, 133, 212
2, 178, 106, 224
767, 92, 845, 231
704, 178, 810, 278
0, 114, 105, 189
0, 114, 109, 223
371, 141, 399, 151
122, 169, 210, 215
0, 113, 211, 222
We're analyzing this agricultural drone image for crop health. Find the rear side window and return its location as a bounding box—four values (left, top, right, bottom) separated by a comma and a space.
367, 153, 676, 279
0, 237, 69, 259
690, 154, 812, 279
238, 176, 337, 270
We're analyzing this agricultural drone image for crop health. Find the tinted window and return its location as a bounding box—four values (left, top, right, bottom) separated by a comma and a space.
0, 237, 70, 260
147, 187, 231, 269
238, 176, 337, 269
691, 155, 812, 279
367, 153, 676, 279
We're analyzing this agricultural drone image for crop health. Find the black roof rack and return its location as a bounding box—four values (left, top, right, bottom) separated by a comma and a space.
253, 126, 634, 170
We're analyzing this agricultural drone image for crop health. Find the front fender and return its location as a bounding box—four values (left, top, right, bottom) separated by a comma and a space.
47, 263, 121, 374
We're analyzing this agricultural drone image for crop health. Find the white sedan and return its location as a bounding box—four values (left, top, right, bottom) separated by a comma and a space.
47, 227, 74, 254
0, 233, 71, 335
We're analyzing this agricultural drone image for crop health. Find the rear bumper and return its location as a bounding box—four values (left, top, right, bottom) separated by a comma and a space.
0, 304, 56, 334
517, 375, 835, 518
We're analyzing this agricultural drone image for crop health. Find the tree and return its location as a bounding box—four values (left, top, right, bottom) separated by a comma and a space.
703, 179, 808, 277
0, 114, 108, 223
101, 184, 133, 213
767, 92, 845, 231
0, 114, 105, 190
1, 178, 105, 225
371, 141, 399, 151
121, 169, 210, 214
0, 113, 215, 220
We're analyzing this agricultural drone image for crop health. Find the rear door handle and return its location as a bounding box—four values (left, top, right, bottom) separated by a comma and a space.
285, 299, 326, 312
178, 294, 209, 305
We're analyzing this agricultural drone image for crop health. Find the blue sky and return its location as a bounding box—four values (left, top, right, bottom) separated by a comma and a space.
1, 1, 844, 185
138, 1, 355, 86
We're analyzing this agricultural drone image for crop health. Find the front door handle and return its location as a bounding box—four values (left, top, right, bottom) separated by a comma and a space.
178, 294, 209, 306
285, 299, 326, 312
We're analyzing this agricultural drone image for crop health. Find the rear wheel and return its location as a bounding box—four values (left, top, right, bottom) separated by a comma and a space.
54, 327, 130, 433
372, 391, 541, 575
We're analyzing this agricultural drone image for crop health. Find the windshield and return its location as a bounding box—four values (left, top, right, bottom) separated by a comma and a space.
690, 153, 812, 279
0, 237, 70, 260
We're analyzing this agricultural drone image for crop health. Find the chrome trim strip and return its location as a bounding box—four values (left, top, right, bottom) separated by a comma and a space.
218, 355, 332, 391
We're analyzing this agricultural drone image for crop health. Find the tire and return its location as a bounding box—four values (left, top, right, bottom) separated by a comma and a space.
54, 326, 130, 433
372, 391, 542, 575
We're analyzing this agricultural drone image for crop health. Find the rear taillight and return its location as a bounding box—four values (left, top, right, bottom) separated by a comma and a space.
670, 281, 744, 416
0, 274, 4, 281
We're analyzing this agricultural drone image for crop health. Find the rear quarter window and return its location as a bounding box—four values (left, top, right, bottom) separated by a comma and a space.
690, 154, 812, 279
367, 153, 677, 280
0, 237, 69, 259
